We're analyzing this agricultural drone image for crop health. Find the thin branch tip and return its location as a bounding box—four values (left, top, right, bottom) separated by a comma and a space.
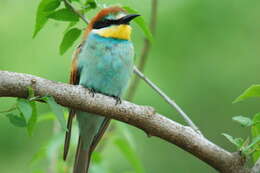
63, 0, 89, 24
133, 67, 203, 135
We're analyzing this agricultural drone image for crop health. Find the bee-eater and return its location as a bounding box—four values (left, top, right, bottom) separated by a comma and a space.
63, 6, 139, 173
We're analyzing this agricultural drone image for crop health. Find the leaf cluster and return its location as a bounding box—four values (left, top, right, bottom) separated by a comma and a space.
223, 86, 260, 163
1, 87, 67, 135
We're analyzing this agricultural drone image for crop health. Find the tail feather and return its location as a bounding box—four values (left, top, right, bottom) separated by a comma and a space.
73, 137, 91, 173
72, 115, 110, 173
63, 110, 75, 161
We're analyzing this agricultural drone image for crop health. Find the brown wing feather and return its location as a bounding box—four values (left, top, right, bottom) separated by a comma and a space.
90, 118, 111, 153
63, 45, 82, 161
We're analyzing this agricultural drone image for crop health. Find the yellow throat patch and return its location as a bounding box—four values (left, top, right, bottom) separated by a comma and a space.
97, 24, 132, 40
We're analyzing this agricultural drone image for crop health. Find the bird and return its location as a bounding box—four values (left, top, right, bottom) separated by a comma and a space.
63, 6, 139, 173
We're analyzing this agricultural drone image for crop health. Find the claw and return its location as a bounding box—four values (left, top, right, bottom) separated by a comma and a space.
89, 88, 96, 97
112, 96, 122, 105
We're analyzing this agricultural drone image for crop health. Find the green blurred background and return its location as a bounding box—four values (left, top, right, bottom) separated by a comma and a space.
1, 0, 260, 172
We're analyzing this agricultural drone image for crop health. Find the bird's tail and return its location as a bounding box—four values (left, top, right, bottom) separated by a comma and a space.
73, 137, 91, 173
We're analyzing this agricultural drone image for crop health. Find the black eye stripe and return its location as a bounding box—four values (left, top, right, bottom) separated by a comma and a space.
92, 14, 139, 29
93, 19, 119, 29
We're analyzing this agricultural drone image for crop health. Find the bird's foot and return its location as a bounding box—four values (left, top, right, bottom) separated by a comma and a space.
88, 88, 96, 97
112, 96, 122, 105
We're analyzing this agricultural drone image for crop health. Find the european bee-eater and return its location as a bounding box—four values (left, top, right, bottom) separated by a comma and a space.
63, 6, 139, 173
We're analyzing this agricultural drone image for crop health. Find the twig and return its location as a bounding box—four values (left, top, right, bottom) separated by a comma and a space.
126, 0, 158, 100
0, 70, 249, 173
133, 67, 202, 135
63, 0, 89, 24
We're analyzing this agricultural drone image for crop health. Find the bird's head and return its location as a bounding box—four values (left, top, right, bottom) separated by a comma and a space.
84, 6, 140, 40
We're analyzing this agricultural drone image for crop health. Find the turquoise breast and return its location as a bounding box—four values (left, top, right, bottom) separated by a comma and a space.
78, 33, 134, 97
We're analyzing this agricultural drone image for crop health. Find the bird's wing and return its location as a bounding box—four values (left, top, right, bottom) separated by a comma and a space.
64, 42, 111, 160
63, 45, 82, 161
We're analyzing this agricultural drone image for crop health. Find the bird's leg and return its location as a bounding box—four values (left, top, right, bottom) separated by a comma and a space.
112, 96, 122, 105
88, 88, 96, 97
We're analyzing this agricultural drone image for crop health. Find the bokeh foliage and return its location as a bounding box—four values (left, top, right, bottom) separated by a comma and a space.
1, 0, 260, 172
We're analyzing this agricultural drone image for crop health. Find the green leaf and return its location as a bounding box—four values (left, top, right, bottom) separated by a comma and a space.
235, 138, 245, 148
43, 0, 61, 12
84, 0, 97, 12
123, 6, 153, 42
241, 137, 250, 151
33, 0, 55, 38
233, 85, 260, 103
85, 0, 97, 7
27, 101, 38, 136
252, 113, 260, 163
252, 113, 260, 132
6, 113, 27, 127
64, 21, 78, 33
248, 136, 260, 149
114, 138, 145, 173
17, 98, 32, 123
243, 136, 260, 156
48, 8, 79, 22
59, 28, 82, 55
232, 116, 253, 127
252, 142, 260, 163
45, 96, 67, 131
222, 133, 244, 149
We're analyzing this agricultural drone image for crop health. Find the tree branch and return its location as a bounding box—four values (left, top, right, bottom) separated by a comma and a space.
63, 0, 89, 24
0, 71, 249, 173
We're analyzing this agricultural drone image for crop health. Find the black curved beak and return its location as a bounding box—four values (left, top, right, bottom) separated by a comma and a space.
118, 14, 140, 24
